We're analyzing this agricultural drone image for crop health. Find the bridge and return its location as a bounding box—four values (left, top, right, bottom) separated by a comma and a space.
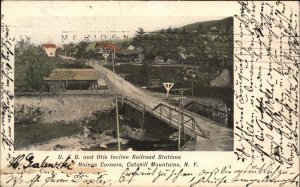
120, 97, 210, 139
90, 61, 233, 151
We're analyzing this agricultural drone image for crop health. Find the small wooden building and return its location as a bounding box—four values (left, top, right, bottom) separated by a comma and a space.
44, 69, 102, 92
42, 44, 57, 57
116, 49, 144, 63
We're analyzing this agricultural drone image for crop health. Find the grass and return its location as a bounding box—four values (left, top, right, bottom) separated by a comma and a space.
14, 122, 83, 149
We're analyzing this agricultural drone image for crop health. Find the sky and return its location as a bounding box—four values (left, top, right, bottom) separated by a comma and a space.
15, 16, 226, 46
3, 1, 239, 46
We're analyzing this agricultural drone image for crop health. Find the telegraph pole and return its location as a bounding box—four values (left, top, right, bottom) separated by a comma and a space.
119, 73, 130, 106
192, 75, 194, 97
177, 89, 187, 151
121, 74, 124, 106
95, 48, 102, 62
112, 45, 121, 151
192, 73, 196, 98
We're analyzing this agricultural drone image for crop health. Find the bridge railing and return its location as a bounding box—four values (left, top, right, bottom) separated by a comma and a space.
185, 101, 232, 127
152, 103, 210, 139
119, 96, 152, 112
120, 97, 210, 139
180, 137, 194, 151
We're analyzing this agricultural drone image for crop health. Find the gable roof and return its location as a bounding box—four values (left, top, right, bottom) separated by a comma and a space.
42, 44, 56, 48
116, 49, 140, 55
95, 42, 118, 50
44, 69, 101, 81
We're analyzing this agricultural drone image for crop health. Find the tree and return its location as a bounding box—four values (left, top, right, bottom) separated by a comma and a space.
75, 41, 89, 59
181, 27, 187, 34
15, 38, 53, 91
197, 23, 203, 33
167, 26, 172, 33
133, 27, 146, 48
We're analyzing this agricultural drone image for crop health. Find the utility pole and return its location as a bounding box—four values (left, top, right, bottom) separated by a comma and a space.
64, 44, 67, 56
190, 68, 196, 98
192, 75, 194, 98
121, 74, 124, 106
177, 89, 187, 151
119, 73, 130, 106
221, 50, 224, 67
95, 48, 102, 62
112, 45, 121, 151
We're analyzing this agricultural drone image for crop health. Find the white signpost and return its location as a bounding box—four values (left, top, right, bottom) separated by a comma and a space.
103, 53, 109, 64
163, 83, 174, 99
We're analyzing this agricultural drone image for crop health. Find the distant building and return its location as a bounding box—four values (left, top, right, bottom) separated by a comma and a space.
154, 56, 177, 64
95, 42, 118, 58
154, 56, 165, 64
148, 79, 162, 88
42, 44, 57, 57
44, 69, 102, 92
116, 45, 144, 63
95, 42, 118, 52
166, 59, 177, 64
127, 45, 135, 50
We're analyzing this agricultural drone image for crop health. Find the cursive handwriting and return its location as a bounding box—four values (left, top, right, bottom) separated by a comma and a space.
234, 1, 299, 168
8, 153, 75, 170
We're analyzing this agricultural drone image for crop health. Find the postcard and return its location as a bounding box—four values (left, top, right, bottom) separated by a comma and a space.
1, 1, 299, 187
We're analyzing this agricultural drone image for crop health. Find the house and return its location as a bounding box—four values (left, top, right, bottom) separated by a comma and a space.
116, 45, 144, 63
166, 59, 177, 64
42, 44, 57, 57
43, 69, 102, 92
127, 45, 135, 50
154, 57, 177, 65
95, 42, 118, 58
154, 56, 165, 64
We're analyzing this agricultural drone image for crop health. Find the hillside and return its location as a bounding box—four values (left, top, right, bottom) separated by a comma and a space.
62, 17, 233, 69
177, 17, 233, 33
130, 17, 233, 67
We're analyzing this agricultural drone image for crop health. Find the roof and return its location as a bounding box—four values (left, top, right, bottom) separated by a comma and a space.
95, 42, 118, 50
116, 49, 140, 55
42, 44, 56, 48
127, 45, 135, 50
44, 69, 101, 81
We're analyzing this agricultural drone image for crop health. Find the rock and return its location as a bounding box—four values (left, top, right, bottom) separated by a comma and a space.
83, 126, 90, 138
99, 144, 107, 148
53, 144, 65, 150
121, 139, 128, 144
169, 132, 179, 141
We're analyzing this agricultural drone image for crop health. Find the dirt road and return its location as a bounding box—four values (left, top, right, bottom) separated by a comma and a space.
90, 61, 233, 151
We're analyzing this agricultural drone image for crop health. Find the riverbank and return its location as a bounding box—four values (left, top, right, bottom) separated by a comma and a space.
15, 96, 115, 124
15, 96, 116, 150
15, 96, 178, 151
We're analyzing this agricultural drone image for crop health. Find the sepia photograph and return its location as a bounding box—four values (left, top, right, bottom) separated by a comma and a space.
14, 16, 234, 151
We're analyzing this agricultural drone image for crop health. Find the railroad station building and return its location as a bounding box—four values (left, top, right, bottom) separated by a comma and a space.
43, 69, 104, 92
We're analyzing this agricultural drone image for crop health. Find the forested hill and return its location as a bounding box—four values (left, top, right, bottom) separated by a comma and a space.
175, 17, 233, 33
132, 17, 233, 67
